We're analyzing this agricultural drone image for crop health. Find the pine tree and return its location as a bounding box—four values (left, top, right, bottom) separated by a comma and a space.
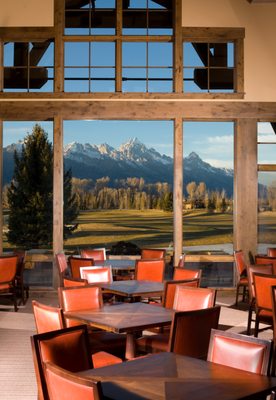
7, 124, 79, 249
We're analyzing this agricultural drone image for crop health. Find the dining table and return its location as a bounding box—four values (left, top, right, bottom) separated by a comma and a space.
64, 302, 173, 359
100, 279, 164, 301
79, 351, 276, 400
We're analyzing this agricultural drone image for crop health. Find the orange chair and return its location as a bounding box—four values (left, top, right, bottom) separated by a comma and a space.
63, 277, 88, 287
137, 306, 220, 358
255, 255, 276, 274
137, 286, 216, 354
253, 273, 276, 337
207, 329, 272, 375
31, 325, 120, 400
68, 256, 95, 279
80, 266, 113, 284
141, 248, 166, 259
173, 286, 216, 311
59, 286, 126, 358
32, 300, 65, 334
44, 361, 103, 400
0, 255, 18, 311
55, 253, 70, 287
246, 263, 273, 335
270, 285, 276, 375
163, 278, 200, 309
135, 259, 165, 282
173, 267, 202, 282
80, 248, 106, 261
267, 248, 276, 257
234, 250, 248, 305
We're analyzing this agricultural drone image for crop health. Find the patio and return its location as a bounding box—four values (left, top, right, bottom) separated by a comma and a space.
0, 288, 273, 400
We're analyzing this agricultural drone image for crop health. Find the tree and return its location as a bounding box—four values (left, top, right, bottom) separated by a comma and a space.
7, 124, 79, 249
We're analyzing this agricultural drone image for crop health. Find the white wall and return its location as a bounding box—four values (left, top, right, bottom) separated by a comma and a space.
183, 0, 276, 101
0, 0, 53, 27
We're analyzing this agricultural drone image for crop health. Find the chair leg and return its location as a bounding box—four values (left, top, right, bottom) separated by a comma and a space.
246, 305, 253, 335
254, 315, 259, 337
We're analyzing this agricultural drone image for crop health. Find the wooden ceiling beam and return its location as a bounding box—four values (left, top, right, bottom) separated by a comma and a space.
1, 100, 276, 120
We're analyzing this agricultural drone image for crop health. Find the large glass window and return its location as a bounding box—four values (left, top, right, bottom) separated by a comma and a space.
63, 120, 173, 250
257, 122, 276, 251
3, 41, 54, 92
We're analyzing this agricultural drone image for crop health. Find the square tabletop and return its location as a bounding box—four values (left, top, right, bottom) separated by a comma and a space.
64, 301, 172, 334
80, 352, 276, 400
100, 280, 164, 298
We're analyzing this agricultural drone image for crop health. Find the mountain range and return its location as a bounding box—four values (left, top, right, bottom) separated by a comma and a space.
3, 137, 234, 195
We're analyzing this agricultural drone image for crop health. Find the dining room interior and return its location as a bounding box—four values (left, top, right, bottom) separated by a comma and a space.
1, 0, 276, 399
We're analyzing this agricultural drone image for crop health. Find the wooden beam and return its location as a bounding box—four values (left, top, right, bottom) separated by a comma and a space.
115, 0, 122, 92
54, 0, 64, 93
173, 0, 183, 93
53, 115, 63, 288
0, 27, 55, 42
1, 100, 276, 120
234, 119, 258, 263
182, 27, 245, 41
173, 117, 183, 265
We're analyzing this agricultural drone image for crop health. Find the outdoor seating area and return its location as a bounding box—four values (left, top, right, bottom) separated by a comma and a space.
2, 247, 276, 399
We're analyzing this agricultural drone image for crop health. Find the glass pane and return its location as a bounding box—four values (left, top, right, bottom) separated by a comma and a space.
91, 42, 115, 66
65, 42, 89, 67
148, 68, 172, 92
258, 143, 276, 164
258, 172, 276, 248
4, 43, 15, 67
122, 43, 147, 66
209, 68, 234, 92
64, 68, 89, 92
183, 68, 208, 93
148, 43, 172, 67
184, 43, 206, 68
128, 0, 147, 8
36, 42, 54, 67
91, 67, 115, 91
258, 122, 276, 143
227, 43, 234, 68
122, 68, 146, 92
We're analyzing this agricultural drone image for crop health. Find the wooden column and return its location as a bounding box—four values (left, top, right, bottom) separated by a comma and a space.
0, 120, 3, 254
234, 119, 258, 263
54, 0, 64, 93
173, 117, 183, 265
53, 115, 63, 288
116, 0, 122, 92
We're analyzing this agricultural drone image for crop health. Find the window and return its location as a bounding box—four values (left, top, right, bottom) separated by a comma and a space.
182, 28, 244, 97
257, 122, 276, 250
3, 41, 54, 93
64, 42, 115, 92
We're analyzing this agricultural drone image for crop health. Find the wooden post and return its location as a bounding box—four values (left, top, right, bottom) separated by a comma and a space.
54, 0, 64, 93
0, 120, 3, 254
173, 0, 183, 93
173, 117, 183, 266
234, 119, 258, 263
53, 115, 63, 288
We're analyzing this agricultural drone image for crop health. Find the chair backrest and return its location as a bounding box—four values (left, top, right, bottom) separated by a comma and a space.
32, 300, 65, 334
31, 325, 92, 400
255, 255, 276, 275
135, 259, 165, 282
247, 264, 273, 302
0, 255, 18, 284
80, 248, 106, 261
168, 306, 221, 360
271, 285, 276, 344
55, 253, 69, 286
267, 248, 276, 257
80, 266, 113, 284
173, 286, 216, 311
63, 277, 88, 287
163, 279, 200, 309
234, 250, 247, 277
141, 248, 166, 259
58, 286, 103, 327
207, 329, 272, 375
45, 362, 103, 400
68, 256, 95, 279
173, 267, 202, 282
253, 273, 276, 311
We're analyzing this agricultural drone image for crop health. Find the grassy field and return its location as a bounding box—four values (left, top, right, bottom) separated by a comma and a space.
3, 209, 276, 251
64, 209, 235, 250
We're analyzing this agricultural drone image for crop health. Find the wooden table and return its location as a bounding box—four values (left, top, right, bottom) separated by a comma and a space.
64, 302, 172, 359
100, 280, 164, 300
80, 352, 276, 400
